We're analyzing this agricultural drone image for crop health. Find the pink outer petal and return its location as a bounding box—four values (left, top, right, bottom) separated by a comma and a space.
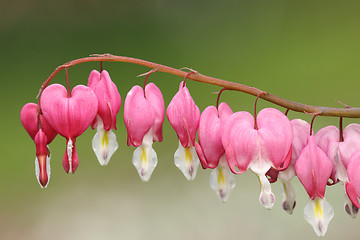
257, 108, 293, 169
315, 125, 340, 183
197, 106, 224, 169
166, 81, 200, 148
35, 129, 48, 156
124, 85, 155, 147
218, 102, 233, 121
195, 142, 210, 169
222, 111, 258, 173
295, 135, 332, 199
346, 182, 360, 208
145, 83, 165, 142
88, 70, 121, 131
347, 149, 360, 201
20, 103, 57, 143
291, 119, 311, 165
40, 84, 98, 139
339, 123, 360, 168
87, 70, 100, 89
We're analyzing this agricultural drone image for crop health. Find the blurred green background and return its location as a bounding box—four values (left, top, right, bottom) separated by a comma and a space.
2, 0, 360, 239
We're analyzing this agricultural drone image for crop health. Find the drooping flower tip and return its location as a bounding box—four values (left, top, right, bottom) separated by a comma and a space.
222, 108, 292, 209
34, 129, 50, 188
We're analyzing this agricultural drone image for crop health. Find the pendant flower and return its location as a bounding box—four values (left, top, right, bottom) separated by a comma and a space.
195, 102, 234, 202
278, 119, 311, 214
124, 83, 164, 182
295, 135, 333, 237
20, 103, 57, 188
88, 70, 121, 166
316, 124, 359, 217
222, 108, 292, 209
40, 84, 98, 173
166, 81, 200, 181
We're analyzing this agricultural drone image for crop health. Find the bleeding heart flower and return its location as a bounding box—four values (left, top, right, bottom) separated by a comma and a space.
40, 84, 98, 173
345, 149, 360, 210
316, 125, 359, 218
166, 81, 200, 181
222, 108, 292, 209
295, 135, 333, 237
124, 83, 164, 182
20, 103, 57, 188
88, 70, 121, 166
195, 102, 234, 202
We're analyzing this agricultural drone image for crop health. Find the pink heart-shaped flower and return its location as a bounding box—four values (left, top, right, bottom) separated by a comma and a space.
40, 84, 98, 173
40, 84, 98, 139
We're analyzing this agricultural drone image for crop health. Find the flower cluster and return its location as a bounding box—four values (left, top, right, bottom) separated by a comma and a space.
21, 68, 360, 237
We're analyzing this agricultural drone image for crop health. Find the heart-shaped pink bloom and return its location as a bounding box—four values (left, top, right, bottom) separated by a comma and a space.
40, 84, 98, 173
346, 149, 360, 208
124, 83, 164, 182
88, 70, 121, 131
166, 81, 200, 180
195, 102, 233, 169
167, 81, 200, 148
124, 84, 162, 147
222, 108, 292, 174
339, 124, 360, 168
20, 103, 57, 143
87, 70, 121, 166
222, 108, 292, 209
295, 135, 332, 199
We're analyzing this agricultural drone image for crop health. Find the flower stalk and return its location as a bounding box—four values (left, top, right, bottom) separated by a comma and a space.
37, 53, 360, 118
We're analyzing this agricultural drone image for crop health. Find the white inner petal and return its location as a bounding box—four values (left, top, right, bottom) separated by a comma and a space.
280, 179, 296, 214
174, 141, 200, 181
249, 156, 274, 209
92, 120, 118, 166
132, 131, 158, 182
304, 198, 334, 237
209, 156, 235, 203
67, 138, 73, 173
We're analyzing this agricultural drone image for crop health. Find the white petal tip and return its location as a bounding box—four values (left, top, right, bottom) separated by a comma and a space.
92, 128, 118, 166
282, 200, 296, 215
210, 161, 235, 203
133, 145, 157, 182
345, 202, 359, 218
259, 191, 275, 210
304, 198, 334, 237
257, 174, 275, 209
174, 143, 199, 181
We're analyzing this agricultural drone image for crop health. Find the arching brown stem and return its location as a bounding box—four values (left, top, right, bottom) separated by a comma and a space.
37, 53, 360, 118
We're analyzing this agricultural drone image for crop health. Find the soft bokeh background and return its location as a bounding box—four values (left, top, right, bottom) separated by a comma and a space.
2, 0, 360, 239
